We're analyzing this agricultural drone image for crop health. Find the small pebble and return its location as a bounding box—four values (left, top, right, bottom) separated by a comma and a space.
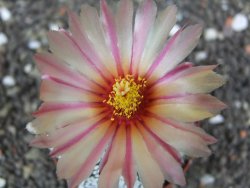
0, 7, 12, 21
49, 23, 60, 31
28, 40, 41, 50
240, 130, 247, 139
169, 24, 180, 36
2, 75, 16, 87
195, 51, 208, 62
0, 32, 8, 46
232, 13, 248, 32
200, 174, 215, 185
24, 64, 32, 73
26, 122, 36, 134
204, 28, 218, 41
245, 44, 250, 55
0, 177, 6, 188
208, 114, 224, 124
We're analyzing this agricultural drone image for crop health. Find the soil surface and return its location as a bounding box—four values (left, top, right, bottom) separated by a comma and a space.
0, 0, 249, 188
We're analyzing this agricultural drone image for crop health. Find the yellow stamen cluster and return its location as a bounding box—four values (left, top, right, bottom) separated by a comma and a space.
105, 75, 146, 120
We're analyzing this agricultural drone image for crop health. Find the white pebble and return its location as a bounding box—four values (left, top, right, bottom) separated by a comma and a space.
26, 122, 37, 134
195, 51, 208, 62
232, 13, 248, 32
28, 40, 41, 50
24, 64, 32, 73
0, 7, 12, 21
209, 114, 224, 125
169, 24, 181, 36
2, 75, 15, 87
204, 28, 218, 41
49, 23, 60, 31
0, 178, 6, 188
0, 32, 8, 46
200, 174, 215, 185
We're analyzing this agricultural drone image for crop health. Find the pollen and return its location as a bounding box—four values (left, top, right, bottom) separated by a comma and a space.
105, 75, 147, 119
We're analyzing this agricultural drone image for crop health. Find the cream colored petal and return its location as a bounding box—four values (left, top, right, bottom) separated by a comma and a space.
115, 0, 133, 74
47, 31, 109, 87
137, 124, 186, 186
56, 121, 112, 179
40, 78, 101, 102
32, 103, 102, 134
142, 117, 211, 157
139, 5, 177, 75
131, 125, 164, 188
99, 124, 126, 188
80, 4, 117, 77
151, 69, 225, 97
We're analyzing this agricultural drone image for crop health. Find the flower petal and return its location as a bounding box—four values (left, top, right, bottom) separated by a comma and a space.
122, 125, 136, 188
30, 112, 107, 149
99, 123, 126, 188
150, 66, 225, 96
100, 0, 123, 75
139, 5, 177, 75
147, 24, 202, 79
80, 4, 118, 77
130, 0, 157, 74
34, 53, 105, 91
131, 125, 164, 188
32, 102, 102, 134
47, 30, 110, 87
40, 78, 102, 102
67, 124, 115, 188
68, 10, 116, 80
142, 117, 212, 157
56, 121, 113, 180
115, 0, 133, 74
137, 124, 186, 186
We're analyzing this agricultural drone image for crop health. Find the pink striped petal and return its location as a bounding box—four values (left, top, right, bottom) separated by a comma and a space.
47, 30, 110, 87
30, 112, 107, 149
56, 121, 113, 180
100, 0, 123, 75
122, 125, 136, 188
115, 0, 133, 74
131, 124, 164, 188
32, 102, 103, 134
68, 10, 116, 79
99, 123, 126, 188
139, 5, 177, 75
137, 124, 186, 186
145, 111, 217, 144
148, 24, 203, 80
80, 4, 117, 78
40, 78, 101, 102
34, 53, 105, 91
130, 0, 157, 74
142, 117, 212, 157
150, 66, 225, 96
67, 123, 115, 188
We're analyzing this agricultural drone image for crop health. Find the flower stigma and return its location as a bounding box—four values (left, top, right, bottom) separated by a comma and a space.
105, 75, 147, 120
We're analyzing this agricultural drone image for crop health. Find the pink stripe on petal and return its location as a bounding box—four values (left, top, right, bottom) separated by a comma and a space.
34, 53, 106, 91
122, 124, 136, 188
50, 116, 110, 157
130, 0, 157, 74
68, 11, 115, 80
136, 118, 182, 164
147, 112, 217, 144
145, 28, 182, 78
33, 102, 101, 116
68, 123, 116, 188
100, 0, 123, 76
99, 123, 126, 188
137, 123, 186, 186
